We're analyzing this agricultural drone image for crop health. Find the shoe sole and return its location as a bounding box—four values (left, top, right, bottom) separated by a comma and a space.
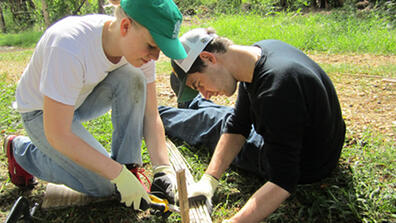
3, 135, 16, 157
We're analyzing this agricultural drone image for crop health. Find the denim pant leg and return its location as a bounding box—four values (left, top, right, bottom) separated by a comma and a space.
158, 96, 266, 177
14, 111, 114, 196
158, 96, 233, 151
75, 64, 146, 165
13, 64, 146, 196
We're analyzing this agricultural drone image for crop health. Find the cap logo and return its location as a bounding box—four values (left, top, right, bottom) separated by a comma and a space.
201, 37, 210, 43
172, 20, 181, 39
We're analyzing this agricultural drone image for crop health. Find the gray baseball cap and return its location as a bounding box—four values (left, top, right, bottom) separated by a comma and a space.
171, 28, 217, 102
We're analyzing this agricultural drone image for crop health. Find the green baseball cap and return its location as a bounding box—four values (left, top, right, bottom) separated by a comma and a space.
121, 0, 187, 59
171, 60, 198, 103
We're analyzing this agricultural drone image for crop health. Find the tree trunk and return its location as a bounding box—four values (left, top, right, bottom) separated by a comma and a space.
312, 0, 318, 8
6, 0, 35, 28
319, 0, 328, 8
98, 0, 105, 14
335, 0, 344, 7
0, 4, 6, 33
280, 0, 287, 8
41, 0, 50, 28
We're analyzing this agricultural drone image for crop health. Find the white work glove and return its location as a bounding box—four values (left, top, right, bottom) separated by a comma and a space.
188, 173, 219, 202
150, 165, 177, 204
111, 165, 150, 210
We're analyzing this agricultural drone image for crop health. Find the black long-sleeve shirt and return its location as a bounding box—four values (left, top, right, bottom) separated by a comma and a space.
223, 40, 345, 193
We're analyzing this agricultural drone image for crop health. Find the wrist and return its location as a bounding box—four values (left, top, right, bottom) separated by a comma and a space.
111, 165, 129, 184
202, 173, 219, 189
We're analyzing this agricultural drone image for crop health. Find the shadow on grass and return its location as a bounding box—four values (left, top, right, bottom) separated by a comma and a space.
214, 161, 361, 223
1, 190, 173, 223
171, 137, 362, 223
0, 177, 175, 222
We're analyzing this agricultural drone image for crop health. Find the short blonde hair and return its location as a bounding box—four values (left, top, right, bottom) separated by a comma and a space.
108, 0, 127, 20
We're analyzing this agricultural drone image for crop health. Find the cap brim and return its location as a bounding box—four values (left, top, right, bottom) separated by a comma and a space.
151, 31, 187, 60
170, 60, 198, 103
177, 78, 199, 103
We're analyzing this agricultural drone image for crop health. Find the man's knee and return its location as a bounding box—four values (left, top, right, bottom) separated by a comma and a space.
108, 65, 146, 104
111, 65, 146, 87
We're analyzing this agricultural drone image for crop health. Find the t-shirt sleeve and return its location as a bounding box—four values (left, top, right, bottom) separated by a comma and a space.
222, 84, 252, 138
140, 60, 156, 83
39, 47, 84, 106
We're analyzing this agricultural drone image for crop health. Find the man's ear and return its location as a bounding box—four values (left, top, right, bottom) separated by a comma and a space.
199, 51, 216, 64
120, 18, 131, 36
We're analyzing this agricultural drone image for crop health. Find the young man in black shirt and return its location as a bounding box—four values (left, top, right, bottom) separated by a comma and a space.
162, 28, 345, 222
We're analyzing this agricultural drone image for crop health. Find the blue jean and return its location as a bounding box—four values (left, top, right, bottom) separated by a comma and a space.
158, 95, 267, 177
13, 64, 146, 197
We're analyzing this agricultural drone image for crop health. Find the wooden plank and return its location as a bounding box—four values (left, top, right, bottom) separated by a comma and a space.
166, 139, 213, 223
176, 169, 190, 223
41, 183, 113, 209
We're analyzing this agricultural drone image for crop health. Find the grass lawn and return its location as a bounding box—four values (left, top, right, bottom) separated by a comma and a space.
0, 11, 395, 223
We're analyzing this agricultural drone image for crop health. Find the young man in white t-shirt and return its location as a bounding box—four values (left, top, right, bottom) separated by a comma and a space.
3, 0, 186, 212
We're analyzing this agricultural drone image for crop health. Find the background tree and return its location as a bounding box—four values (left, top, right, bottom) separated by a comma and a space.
98, 0, 105, 14
0, 3, 6, 33
4, 0, 36, 30
41, 0, 49, 28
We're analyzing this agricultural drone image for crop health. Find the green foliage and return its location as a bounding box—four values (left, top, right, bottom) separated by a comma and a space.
0, 74, 23, 134
0, 0, 101, 33
183, 11, 395, 54
0, 31, 42, 47
342, 130, 396, 222
372, 1, 396, 27
42, 0, 99, 24
1, 9, 394, 55
0, 0, 36, 32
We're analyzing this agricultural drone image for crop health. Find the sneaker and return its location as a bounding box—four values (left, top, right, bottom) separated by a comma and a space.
3, 135, 37, 189
126, 164, 151, 193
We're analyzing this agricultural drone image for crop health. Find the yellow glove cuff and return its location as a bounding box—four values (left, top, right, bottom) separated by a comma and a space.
111, 165, 131, 184
153, 165, 175, 176
201, 173, 219, 190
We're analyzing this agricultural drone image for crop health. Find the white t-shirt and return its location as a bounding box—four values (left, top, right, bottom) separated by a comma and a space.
15, 14, 155, 113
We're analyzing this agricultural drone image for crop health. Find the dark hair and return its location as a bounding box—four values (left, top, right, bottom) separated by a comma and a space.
187, 28, 233, 74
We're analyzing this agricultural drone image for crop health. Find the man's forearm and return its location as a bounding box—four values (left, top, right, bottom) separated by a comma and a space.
48, 131, 122, 180
143, 82, 170, 166
206, 133, 245, 179
43, 95, 122, 180
230, 181, 290, 223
